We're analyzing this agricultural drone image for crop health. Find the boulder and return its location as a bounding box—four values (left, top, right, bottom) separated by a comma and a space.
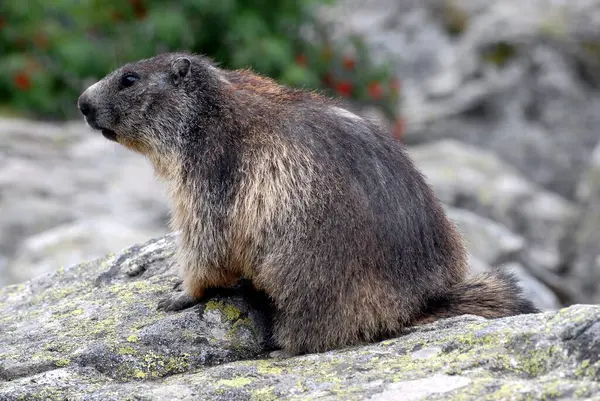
409, 140, 577, 276
445, 207, 526, 267
0, 117, 170, 286
568, 143, 600, 303
0, 234, 270, 385
1, 234, 598, 400
6, 218, 157, 284
445, 207, 561, 310
318, 0, 600, 200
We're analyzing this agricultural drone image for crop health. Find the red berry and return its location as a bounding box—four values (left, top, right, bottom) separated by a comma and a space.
14, 72, 31, 91
393, 118, 405, 140
342, 56, 356, 71
335, 81, 353, 97
131, 0, 148, 19
368, 81, 384, 100
295, 54, 307, 67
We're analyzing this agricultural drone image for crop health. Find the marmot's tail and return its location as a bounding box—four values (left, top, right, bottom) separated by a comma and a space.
414, 268, 540, 325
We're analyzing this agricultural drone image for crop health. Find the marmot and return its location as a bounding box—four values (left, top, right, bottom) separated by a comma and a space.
77, 52, 539, 355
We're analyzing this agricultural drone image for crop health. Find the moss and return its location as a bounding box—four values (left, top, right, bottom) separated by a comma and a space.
538, 12, 568, 39
256, 360, 284, 375
441, 0, 469, 36
30, 286, 80, 305
113, 348, 193, 381
485, 382, 528, 400
251, 387, 278, 401
493, 344, 560, 379
205, 300, 242, 321
575, 359, 600, 378
86, 315, 120, 337
118, 346, 136, 355
217, 377, 253, 388
54, 358, 71, 367
126, 334, 139, 343
227, 317, 259, 349
481, 42, 517, 67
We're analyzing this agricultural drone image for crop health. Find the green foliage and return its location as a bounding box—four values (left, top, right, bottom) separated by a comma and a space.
0, 0, 401, 127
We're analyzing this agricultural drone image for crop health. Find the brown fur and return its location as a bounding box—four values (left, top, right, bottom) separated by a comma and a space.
77, 52, 539, 355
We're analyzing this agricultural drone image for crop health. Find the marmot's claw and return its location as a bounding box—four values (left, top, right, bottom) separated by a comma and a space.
157, 292, 199, 312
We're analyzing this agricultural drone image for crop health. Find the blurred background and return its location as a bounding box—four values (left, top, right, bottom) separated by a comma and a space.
1, 0, 599, 312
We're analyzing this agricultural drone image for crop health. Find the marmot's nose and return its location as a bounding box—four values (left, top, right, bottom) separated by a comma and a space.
78, 97, 92, 116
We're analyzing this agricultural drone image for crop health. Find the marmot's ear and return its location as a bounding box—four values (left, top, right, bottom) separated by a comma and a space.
171, 57, 191, 85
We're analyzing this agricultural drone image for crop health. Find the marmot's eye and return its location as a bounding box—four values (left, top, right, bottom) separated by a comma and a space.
121, 73, 138, 88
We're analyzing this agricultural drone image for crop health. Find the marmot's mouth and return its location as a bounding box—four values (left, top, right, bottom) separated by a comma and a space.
101, 129, 118, 142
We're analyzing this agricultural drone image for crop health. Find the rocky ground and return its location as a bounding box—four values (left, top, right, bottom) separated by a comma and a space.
2, 234, 600, 400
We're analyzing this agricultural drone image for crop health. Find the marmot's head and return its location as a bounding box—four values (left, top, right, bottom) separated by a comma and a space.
77, 52, 222, 155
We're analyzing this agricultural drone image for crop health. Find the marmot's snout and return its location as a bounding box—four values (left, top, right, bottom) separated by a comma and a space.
77, 85, 118, 142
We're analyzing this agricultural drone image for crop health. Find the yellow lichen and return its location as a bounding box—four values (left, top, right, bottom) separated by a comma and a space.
205, 300, 242, 321
127, 334, 140, 343
251, 387, 278, 401
54, 358, 71, 367
217, 377, 253, 388
257, 360, 284, 375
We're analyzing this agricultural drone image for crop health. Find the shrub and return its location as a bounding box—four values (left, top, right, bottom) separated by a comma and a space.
0, 0, 401, 135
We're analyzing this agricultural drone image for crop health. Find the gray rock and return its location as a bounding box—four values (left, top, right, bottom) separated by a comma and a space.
444, 207, 560, 310
7, 218, 157, 284
409, 140, 578, 276
466, 255, 561, 312
569, 143, 600, 303
446, 207, 525, 266
0, 234, 270, 388
0, 117, 170, 286
503, 262, 562, 311
318, 0, 600, 200
0, 235, 599, 399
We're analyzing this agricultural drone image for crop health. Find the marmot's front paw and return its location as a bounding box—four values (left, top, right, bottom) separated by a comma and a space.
157, 292, 200, 312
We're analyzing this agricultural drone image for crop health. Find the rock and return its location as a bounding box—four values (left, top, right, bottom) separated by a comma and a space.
444, 207, 561, 310
7, 218, 157, 284
409, 140, 578, 276
568, 143, 600, 303
446, 207, 525, 267
466, 255, 561, 312
0, 117, 170, 286
503, 262, 562, 312
0, 234, 599, 399
0, 234, 271, 389
318, 0, 600, 200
